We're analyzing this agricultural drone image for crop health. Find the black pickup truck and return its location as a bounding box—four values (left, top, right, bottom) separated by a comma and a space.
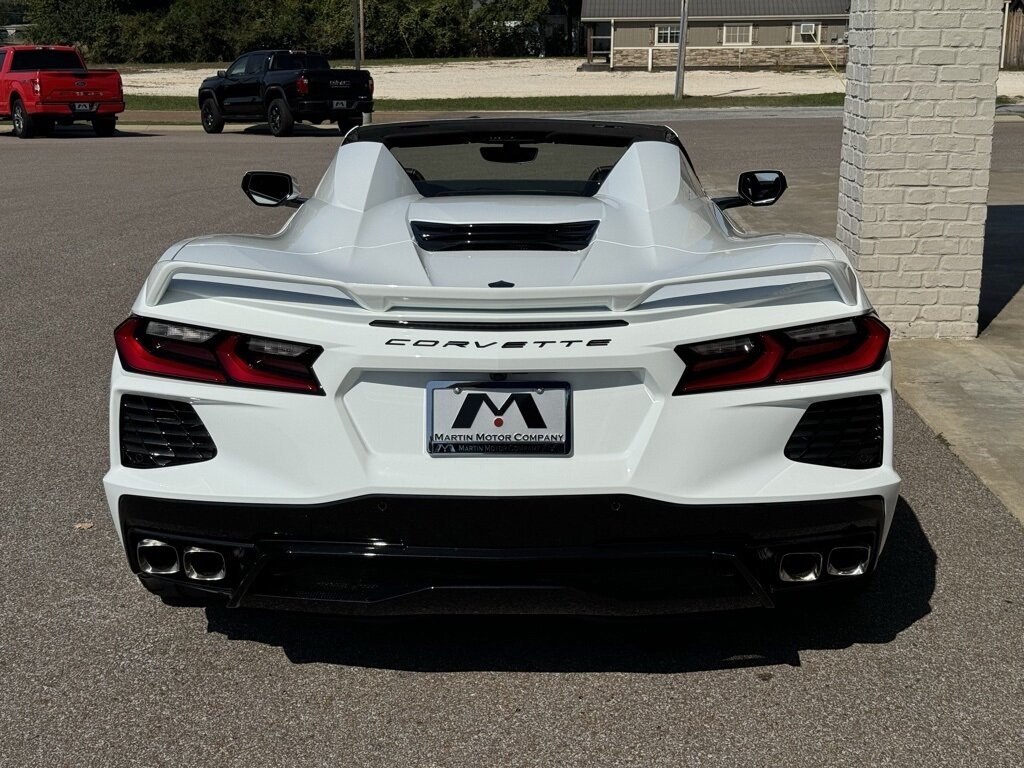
198, 50, 373, 137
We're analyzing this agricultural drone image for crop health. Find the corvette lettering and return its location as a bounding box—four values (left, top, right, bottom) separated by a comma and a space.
386, 338, 611, 348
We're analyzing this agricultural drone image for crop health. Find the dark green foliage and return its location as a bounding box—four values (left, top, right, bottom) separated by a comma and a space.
21, 0, 565, 63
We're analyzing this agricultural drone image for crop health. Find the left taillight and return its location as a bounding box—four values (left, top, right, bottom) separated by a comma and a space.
296, 74, 309, 95
114, 317, 324, 395
674, 315, 890, 395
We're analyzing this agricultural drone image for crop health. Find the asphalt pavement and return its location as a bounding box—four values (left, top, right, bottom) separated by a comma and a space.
1, 119, 1022, 767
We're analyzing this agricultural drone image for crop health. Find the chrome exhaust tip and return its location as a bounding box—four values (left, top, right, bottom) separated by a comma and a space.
779, 552, 822, 583
183, 547, 226, 582
137, 538, 180, 575
827, 546, 871, 577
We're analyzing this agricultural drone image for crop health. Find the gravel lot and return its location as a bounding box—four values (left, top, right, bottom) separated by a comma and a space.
1, 117, 1022, 766
119, 57, 1024, 99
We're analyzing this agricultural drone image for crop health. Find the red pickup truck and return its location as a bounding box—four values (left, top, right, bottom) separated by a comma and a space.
0, 45, 124, 138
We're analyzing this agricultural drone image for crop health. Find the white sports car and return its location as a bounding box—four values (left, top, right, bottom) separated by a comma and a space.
105, 119, 900, 613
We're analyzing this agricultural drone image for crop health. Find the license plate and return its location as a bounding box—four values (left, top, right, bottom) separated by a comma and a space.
73, 102, 96, 112
331, 100, 349, 109
428, 382, 571, 456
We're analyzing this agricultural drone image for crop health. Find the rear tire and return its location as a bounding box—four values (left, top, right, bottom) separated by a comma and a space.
11, 99, 35, 138
200, 98, 224, 134
92, 117, 116, 137
267, 98, 294, 137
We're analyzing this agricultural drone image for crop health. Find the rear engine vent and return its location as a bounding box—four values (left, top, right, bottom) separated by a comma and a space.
411, 220, 599, 252
784, 395, 883, 469
120, 395, 216, 469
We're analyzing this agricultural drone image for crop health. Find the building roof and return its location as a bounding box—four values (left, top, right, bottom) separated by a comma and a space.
581, 0, 851, 20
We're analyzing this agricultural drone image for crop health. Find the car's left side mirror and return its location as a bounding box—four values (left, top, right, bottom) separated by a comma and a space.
714, 170, 787, 210
241, 171, 306, 208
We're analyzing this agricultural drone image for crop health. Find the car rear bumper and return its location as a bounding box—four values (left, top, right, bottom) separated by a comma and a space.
296, 98, 374, 116
30, 100, 125, 117
121, 493, 886, 614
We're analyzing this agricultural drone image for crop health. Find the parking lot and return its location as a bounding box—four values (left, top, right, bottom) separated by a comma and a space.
2, 115, 1023, 766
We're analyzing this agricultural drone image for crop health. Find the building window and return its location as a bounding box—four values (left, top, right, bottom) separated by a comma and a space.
655, 25, 680, 45
792, 23, 820, 44
722, 23, 752, 46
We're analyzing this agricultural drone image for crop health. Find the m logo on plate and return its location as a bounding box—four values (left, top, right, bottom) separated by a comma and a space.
451, 392, 547, 429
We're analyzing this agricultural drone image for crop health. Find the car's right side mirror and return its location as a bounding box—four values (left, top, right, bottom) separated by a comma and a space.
241, 171, 306, 208
714, 170, 788, 210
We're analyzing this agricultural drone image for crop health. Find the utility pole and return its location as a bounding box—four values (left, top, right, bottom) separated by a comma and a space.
673, 0, 689, 100
352, 0, 362, 69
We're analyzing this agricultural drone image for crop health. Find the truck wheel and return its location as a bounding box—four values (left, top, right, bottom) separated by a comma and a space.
92, 118, 117, 137
11, 99, 36, 139
267, 98, 294, 137
200, 98, 224, 134
337, 116, 362, 135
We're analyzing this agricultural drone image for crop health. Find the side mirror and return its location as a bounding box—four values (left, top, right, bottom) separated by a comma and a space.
217, 69, 227, 78
241, 171, 306, 208
738, 170, 787, 206
714, 170, 787, 210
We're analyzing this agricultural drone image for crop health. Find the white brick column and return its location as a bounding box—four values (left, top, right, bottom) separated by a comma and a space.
837, 0, 1005, 338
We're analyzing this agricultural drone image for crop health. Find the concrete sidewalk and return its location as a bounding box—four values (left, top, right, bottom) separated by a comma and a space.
892, 291, 1024, 524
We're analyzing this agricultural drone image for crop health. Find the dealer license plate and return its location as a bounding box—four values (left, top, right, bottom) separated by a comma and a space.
331, 100, 349, 109
73, 102, 97, 112
427, 382, 571, 456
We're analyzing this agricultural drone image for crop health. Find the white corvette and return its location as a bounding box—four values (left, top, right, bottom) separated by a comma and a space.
105, 119, 900, 613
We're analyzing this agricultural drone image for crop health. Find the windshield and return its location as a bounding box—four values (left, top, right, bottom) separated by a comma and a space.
10, 49, 84, 71
270, 53, 330, 71
390, 141, 633, 197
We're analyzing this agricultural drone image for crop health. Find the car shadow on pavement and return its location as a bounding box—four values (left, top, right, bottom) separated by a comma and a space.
1, 126, 157, 139
202, 497, 936, 674
980, 204, 1024, 331
242, 124, 345, 138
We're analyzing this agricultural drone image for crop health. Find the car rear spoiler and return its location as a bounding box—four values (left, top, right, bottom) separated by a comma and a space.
143, 258, 860, 312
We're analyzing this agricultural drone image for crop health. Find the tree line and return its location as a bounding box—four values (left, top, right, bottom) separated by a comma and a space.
20, 0, 582, 63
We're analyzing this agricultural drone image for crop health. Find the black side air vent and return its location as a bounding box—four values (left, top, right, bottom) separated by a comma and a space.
411, 220, 599, 252
120, 395, 217, 469
784, 395, 883, 470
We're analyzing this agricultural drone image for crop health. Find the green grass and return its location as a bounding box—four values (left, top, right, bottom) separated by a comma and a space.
125, 92, 846, 114
374, 92, 846, 111
125, 94, 198, 111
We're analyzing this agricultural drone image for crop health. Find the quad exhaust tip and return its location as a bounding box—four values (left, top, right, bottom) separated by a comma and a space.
137, 538, 180, 575
778, 552, 822, 583
827, 546, 871, 577
183, 546, 227, 582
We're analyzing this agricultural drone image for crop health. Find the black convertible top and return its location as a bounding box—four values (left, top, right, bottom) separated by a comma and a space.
346, 118, 684, 150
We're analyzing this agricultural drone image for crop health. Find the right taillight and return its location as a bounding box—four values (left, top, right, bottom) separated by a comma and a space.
115, 317, 324, 394
674, 315, 890, 395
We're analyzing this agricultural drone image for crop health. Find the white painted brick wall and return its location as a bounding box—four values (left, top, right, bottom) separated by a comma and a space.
836, 0, 1004, 338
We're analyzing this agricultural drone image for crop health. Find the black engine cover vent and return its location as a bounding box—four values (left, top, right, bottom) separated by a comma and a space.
120, 395, 217, 469
411, 220, 599, 252
784, 395, 883, 470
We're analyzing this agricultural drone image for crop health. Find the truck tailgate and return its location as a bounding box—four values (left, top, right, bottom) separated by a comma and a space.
40, 70, 122, 102
305, 69, 372, 101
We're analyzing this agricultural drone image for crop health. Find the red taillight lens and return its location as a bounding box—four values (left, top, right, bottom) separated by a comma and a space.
296, 74, 309, 95
674, 316, 890, 395
114, 317, 324, 394
32, 78, 41, 95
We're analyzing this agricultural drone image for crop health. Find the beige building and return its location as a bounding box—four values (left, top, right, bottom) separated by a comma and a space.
581, 0, 850, 70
